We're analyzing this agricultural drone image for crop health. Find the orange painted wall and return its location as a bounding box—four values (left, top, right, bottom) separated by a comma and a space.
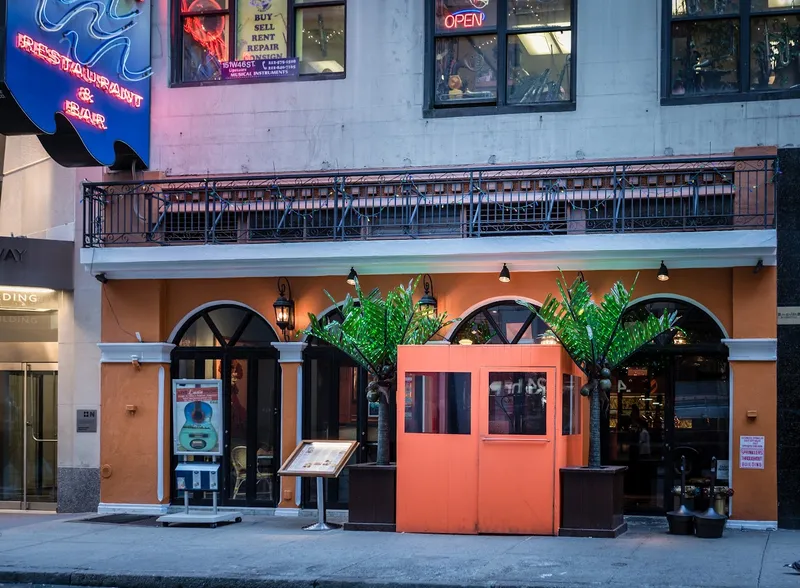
98, 266, 777, 521
729, 362, 777, 521
100, 363, 168, 505
278, 360, 300, 508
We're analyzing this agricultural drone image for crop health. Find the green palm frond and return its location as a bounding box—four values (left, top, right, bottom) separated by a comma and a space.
303, 276, 458, 381
518, 271, 680, 377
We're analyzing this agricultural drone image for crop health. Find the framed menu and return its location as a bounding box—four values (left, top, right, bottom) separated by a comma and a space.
277, 440, 359, 478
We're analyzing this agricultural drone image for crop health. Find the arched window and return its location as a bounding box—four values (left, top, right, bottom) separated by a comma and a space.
622, 299, 725, 348
174, 304, 279, 348
450, 300, 548, 344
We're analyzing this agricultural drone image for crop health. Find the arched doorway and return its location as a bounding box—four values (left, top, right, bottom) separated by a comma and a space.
603, 298, 730, 514
170, 304, 280, 507
449, 300, 548, 344
301, 305, 376, 510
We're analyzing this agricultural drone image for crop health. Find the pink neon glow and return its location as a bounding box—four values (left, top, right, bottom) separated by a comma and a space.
15, 33, 143, 108
444, 10, 485, 29
64, 100, 108, 130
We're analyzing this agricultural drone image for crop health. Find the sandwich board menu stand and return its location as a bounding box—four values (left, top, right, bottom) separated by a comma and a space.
278, 440, 359, 530
157, 379, 242, 528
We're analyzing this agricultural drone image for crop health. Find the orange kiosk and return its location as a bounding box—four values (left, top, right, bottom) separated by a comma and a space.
396, 344, 588, 535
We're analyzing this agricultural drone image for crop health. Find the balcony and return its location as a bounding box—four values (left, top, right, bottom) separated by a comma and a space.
82, 155, 777, 249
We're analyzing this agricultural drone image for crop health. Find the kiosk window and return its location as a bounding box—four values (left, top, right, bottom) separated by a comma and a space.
562, 374, 581, 435
489, 371, 547, 435
404, 372, 471, 434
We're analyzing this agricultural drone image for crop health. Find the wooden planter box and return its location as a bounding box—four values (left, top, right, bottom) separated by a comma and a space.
343, 463, 396, 532
558, 465, 628, 538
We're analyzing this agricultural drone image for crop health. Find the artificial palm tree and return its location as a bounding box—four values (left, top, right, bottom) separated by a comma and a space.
304, 276, 456, 466
518, 272, 679, 468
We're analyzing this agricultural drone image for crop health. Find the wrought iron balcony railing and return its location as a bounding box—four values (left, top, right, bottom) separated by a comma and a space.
82, 155, 778, 247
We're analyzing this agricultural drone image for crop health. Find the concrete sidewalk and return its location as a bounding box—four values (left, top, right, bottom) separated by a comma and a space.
0, 513, 798, 588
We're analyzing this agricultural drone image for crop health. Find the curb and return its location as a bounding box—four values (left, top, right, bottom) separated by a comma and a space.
0, 571, 575, 588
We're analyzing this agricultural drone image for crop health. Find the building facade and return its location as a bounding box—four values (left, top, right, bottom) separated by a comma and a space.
71, 0, 795, 527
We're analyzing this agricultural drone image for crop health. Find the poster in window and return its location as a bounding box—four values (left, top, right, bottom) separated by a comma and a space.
236, 0, 289, 60
173, 379, 224, 456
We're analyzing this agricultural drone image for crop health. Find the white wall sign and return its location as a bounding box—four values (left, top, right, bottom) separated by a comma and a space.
716, 460, 730, 481
739, 435, 765, 470
778, 306, 800, 325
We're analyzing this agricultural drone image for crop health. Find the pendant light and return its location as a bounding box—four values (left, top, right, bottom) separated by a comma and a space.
499, 263, 511, 283
346, 267, 358, 285
657, 261, 669, 282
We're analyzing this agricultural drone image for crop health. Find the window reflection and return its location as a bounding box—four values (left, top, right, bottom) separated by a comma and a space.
507, 0, 571, 29
182, 14, 228, 81
507, 33, 570, 103
488, 372, 547, 435
751, 15, 800, 90
296, 5, 346, 75
405, 373, 471, 434
672, 0, 739, 16
435, 36, 498, 104
670, 20, 740, 95
562, 374, 581, 435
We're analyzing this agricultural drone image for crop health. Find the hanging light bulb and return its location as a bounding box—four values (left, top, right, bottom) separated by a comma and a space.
657, 261, 669, 282
498, 263, 511, 283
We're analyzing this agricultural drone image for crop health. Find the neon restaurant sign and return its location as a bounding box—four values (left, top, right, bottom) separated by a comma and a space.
0, 1, 152, 169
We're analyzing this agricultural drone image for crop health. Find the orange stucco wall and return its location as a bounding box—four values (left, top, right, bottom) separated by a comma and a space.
100, 363, 169, 505
278, 361, 300, 508
99, 266, 777, 521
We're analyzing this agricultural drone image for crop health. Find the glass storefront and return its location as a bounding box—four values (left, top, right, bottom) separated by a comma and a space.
603, 299, 730, 514
0, 288, 60, 510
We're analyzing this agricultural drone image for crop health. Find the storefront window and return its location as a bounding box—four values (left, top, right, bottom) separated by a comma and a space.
429, 0, 575, 113
488, 371, 547, 435
174, 0, 346, 84
561, 374, 581, 435
665, 0, 800, 100
404, 372, 471, 434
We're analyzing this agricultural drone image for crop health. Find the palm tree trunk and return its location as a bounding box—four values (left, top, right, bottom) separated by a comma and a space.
377, 397, 390, 466
589, 379, 602, 468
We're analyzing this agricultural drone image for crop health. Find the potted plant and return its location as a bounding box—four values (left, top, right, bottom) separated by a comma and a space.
304, 276, 456, 531
517, 272, 679, 537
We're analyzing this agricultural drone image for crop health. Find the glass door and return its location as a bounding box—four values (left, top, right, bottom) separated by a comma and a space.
0, 363, 58, 510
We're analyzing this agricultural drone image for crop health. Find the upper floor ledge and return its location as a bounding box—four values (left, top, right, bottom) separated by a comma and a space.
82, 154, 777, 253
79, 229, 776, 280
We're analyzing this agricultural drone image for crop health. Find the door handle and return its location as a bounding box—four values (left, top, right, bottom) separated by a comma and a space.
481, 436, 551, 443
26, 422, 57, 443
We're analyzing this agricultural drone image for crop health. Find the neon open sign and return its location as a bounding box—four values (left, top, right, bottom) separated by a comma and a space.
444, 9, 486, 29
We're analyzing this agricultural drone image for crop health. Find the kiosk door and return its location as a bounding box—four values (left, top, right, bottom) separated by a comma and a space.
478, 367, 556, 535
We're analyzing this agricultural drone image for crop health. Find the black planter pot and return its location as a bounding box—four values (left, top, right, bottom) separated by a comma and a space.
343, 463, 396, 532
558, 466, 628, 538
694, 507, 727, 539
666, 505, 695, 535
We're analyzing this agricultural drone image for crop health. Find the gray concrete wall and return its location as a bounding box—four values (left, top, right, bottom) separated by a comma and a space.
149, 0, 800, 175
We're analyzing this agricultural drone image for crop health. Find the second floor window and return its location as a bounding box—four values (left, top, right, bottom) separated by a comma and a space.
427, 0, 576, 116
666, 0, 800, 100
174, 0, 346, 85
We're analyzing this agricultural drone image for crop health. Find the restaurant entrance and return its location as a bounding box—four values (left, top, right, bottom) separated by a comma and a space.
602, 299, 730, 514
171, 304, 281, 507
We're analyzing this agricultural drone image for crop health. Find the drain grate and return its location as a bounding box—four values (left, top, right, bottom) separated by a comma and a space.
72, 514, 161, 526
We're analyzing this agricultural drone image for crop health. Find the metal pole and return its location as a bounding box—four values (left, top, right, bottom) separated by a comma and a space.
302, 477, 340, 531
22, 364, 28, 510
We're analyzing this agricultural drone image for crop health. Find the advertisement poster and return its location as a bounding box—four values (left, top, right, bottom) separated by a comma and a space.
173, 379, 223, 456
235, 0, 288, 61
739, 435, 765, 470
221, 57, 298, 80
